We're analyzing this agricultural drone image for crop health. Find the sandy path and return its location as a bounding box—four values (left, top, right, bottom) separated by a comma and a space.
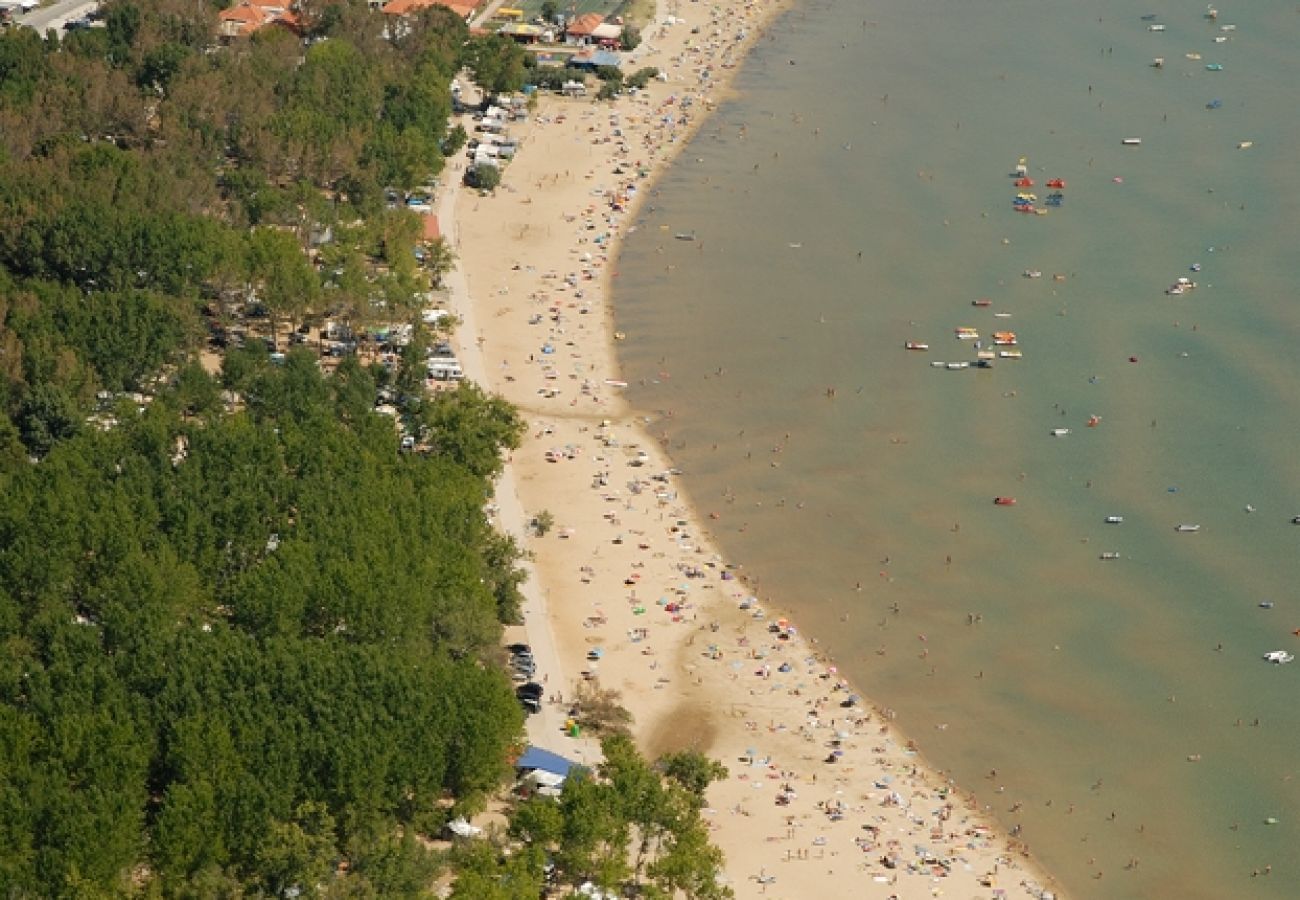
440, 1, 1066, 897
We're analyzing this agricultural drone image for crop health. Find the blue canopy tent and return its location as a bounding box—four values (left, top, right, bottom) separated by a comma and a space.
515, 746, 578, 778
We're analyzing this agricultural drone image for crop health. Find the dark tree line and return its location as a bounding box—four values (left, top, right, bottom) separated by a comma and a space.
0, 353, 525, 895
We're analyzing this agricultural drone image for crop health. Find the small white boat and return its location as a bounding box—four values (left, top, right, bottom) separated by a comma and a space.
1175, 523, 1201, 533
1291, 515, 1300, 525
930, 360, 947, 368
998, 349, 1023, 359
1100, 552, 1121, 560
1263, 650, 1294, 665
904, 341, 930, 351
1023, 269, 1042, 279
1213, 35, 1227, 43
1237, 140, 1253, 150
1122, 137, 1143, 146
993, 312, 1013, 318
1105, 515, 1124, 524
946, 361, 970, 370
1050, 428, 1071, 437
1147, 23, 1166, 32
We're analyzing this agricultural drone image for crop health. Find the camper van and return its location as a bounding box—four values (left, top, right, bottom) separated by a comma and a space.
426, 359, 464, 381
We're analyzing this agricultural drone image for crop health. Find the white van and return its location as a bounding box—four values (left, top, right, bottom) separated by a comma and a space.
427, 359, 464, 381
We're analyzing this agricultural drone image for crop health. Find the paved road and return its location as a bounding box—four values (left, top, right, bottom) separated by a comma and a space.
19, 0, 98, 36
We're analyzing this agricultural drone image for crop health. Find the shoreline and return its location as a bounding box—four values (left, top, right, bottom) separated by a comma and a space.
443, 0, 1063, 895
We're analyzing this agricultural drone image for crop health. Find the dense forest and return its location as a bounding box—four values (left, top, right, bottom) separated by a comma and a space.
0, 1, 730, 895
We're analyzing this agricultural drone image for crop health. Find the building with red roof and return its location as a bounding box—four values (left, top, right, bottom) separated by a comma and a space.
218, 0, 299, 39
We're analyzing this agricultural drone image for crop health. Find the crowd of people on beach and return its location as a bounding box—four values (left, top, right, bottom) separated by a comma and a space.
442, 0, 1067, 896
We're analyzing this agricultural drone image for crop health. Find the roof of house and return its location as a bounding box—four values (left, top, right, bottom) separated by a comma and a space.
570, 49, 622, 68
218, 5, 267, 35
591, 22, 622, 40
422, 214, 441, 242
565, 12, 604, 35
383, 0, 477, 18
218, 1, 299, 36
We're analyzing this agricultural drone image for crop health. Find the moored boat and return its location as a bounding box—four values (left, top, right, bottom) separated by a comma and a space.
1263, 650, 1294, 665
1122, 137, 1143, 145
905, 341, 929, 351
1175, 523, 1201, 533
998, 349, 1023, 359
1100, 552, 1121, 560
946, 361, 970, 370
1105, 515, 1124, 524
1050, 428, 1070, 436
1023, 269, 1042, 279
1046, 178, 1066, 189
972, 298, 992, 307
994, 497, 1017, 506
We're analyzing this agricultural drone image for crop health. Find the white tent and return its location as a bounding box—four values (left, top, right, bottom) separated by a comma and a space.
445, 817, 483, 838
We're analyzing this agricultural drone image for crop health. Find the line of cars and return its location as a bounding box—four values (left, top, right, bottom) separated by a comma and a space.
508, 643, 543, 715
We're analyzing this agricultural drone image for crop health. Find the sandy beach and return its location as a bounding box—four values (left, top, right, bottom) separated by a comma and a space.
440, 1, 1065, 896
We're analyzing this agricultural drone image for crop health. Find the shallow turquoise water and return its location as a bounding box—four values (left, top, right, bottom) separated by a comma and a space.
614, 0, 1300, 895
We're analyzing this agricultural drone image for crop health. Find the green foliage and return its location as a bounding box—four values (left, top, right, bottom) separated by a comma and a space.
418, 381, 524, 480
658, 751, 729, 804
0, 362, 527, 893
463, 34, 527, 95
465, 162, 502, 192
620, 24, 642, 52
627, 66, 659, 90
468, 736, 733, 899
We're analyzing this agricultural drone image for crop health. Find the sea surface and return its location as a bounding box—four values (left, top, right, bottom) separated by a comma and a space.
613, 0, 1300, 896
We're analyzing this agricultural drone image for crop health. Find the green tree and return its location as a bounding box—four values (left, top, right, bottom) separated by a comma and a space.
463, 34, 526, 95
246, 227, 320, 350
466, 162, 501, 192
256, 802, 338, 897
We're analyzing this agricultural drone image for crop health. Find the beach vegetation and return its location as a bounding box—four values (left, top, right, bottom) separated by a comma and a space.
464, 32, 528, 95
627, 66, 660, 90
571, 681, 634, 736
530, 508, 556, 536
620, 23, 642, 52
466, 161, 503, 192
472, 735, 732, 899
